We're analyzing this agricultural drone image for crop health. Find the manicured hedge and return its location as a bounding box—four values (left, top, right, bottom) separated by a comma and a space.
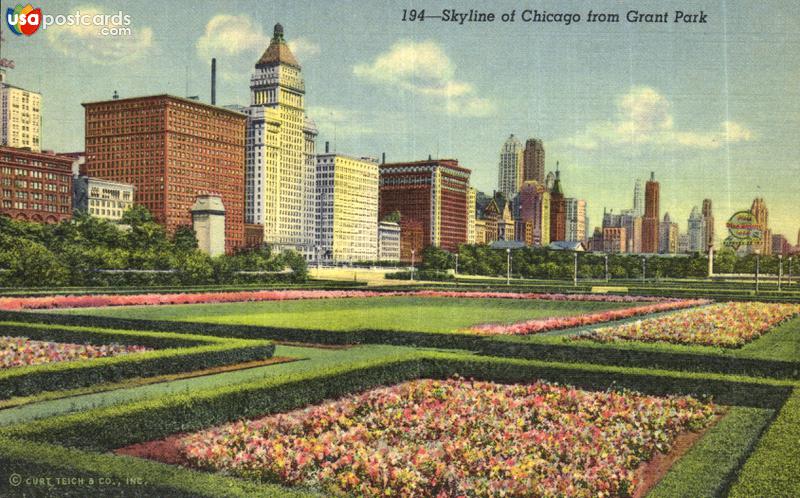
480, 336, 800, 380
4, 352, 790, 452
0, 437, 318, 497
0, 352, 793, 497
647, 406, 774, 497
728, 387, 800, 497
5, 310, 799, 380
0, 322, 275, 399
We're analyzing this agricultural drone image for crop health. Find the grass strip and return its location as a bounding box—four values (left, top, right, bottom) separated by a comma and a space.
727, 387, 800, 497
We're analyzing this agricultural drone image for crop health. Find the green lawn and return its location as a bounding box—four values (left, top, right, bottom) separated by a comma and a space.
55, 297, 634, 334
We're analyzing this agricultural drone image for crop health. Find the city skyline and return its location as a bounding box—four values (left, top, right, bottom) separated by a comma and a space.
3, 0, 799, 241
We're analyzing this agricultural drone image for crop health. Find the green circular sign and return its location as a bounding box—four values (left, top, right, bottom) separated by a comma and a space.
726, 211, 762, 241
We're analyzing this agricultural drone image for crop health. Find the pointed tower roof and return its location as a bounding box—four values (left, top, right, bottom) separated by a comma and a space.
551, 162, 564, 195
256, 23, 301, 69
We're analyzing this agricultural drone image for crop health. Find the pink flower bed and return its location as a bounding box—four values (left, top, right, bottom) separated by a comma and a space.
180, 378, 715, 497
0, 290, 665, 312
467, 299, 709, 336
580, 302, 800, 347
0, 336, 149, 369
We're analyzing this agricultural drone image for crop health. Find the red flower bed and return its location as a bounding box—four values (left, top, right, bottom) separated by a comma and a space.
0, 290, 666, 312
467, 299, 709, 336
178, 378, 715, 497
0, 336, 149, 369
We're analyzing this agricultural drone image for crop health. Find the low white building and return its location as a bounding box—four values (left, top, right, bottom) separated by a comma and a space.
73, 175, 135, 221
378, 221, 401, 262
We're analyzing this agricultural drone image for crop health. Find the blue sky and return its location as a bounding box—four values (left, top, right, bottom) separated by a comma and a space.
4, 0, 799, 242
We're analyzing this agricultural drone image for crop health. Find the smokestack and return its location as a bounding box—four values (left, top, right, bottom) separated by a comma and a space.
381, 152, 386, 164
325, 141, 329, 153
211, 58, 217, 105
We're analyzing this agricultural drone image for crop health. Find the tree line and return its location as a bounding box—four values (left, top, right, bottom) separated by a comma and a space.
418, 245, 791, 280
0, 206, 307, 288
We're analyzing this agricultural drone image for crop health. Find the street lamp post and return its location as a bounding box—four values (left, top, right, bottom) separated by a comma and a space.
604, 254, 609, 283
755, 251, 760, 294
410, 249, 416, 281
573, 252, 578, 287
779, 254, 783, 291
315, 245, 321, 276
454, 253, 459, 276
789, 257, 793, 286
506, 248, 511, 286
641, 257, 646, 284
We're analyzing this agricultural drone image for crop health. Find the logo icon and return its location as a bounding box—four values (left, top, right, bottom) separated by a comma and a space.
6, 4, 42, 36
724, 210, 763, 249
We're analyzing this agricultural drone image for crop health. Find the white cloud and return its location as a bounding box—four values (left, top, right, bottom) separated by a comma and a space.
565, 86, 753, 150
196, 14, 268, 59
307, 105, 376, 136
45, 5, 153, 64
288, 38, 320, 59
354, 40, 494, 117
197, 16, 318, 60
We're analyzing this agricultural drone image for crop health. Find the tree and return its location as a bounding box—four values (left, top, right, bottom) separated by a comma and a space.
173, 225, 199, 252
382, 211, 401, 224
120, 205, 154, 226
0, 237, 68, 287
420, 246, 453, 271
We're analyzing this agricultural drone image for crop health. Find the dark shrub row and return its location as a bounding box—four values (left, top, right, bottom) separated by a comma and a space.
0, 322, 274, 399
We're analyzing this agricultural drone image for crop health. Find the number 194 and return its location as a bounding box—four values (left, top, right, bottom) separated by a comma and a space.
402, 9, 426, 21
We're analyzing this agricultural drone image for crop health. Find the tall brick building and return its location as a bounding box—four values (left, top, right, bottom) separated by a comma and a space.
0, 146, 72, 223
641, 172, 660, 253
379, 159, 470, 260
83, 95, 246, 251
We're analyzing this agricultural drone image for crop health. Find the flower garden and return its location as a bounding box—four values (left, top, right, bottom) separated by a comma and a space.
0, 336, 148, 369
176, 378, 715, 497
0, 289, 663, 312
467, 299, 708, 336
0, 287, 797, 497
579, 302, 800, 347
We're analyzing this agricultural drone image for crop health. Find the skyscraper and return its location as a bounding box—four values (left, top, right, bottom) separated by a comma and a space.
608, 209, 642, 254
702, 198, 714, 250
467, 187, 477, 244
687, 206, 705, 252
659, 213, 678, 254
632, 178, 644, 217
497, 134, 523, 198
522, 138, 545, 184
379, 159, 471, 260
517, 180, 550, 246
544, 171, 555, 191
0, 75, 41, 152
565, 198, 586, 243
245, 23, 317, 258
549, 167, 566, 242
83, 95, 246, 250
315, 152, 379, 262
641, 172, 660, 253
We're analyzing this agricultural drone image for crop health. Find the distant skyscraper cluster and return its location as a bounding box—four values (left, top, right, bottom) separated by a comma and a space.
473, 137, 588, 250
0, 22, 797, 262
